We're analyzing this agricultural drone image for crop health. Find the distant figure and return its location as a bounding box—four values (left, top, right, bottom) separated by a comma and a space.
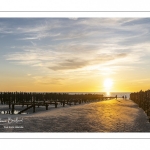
125, 95, 127, 99
115, 95, 117, 99
122, 96, 124, 99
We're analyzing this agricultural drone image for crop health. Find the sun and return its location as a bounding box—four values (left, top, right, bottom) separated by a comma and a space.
103, 78, 113, 90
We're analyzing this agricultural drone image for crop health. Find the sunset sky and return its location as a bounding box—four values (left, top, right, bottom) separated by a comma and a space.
0, 18, 150, 92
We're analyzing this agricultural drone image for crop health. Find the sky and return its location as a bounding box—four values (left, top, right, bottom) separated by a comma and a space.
0, 18, 150, 92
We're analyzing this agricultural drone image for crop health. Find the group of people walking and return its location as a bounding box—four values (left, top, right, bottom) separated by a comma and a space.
115, 95, 127, 99
122, 95, 127, 99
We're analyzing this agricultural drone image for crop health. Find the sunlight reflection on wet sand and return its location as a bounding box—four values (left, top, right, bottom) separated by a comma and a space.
1, 98, 150, 132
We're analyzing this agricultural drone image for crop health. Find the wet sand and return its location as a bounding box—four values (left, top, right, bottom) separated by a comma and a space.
0, 98, 150, 132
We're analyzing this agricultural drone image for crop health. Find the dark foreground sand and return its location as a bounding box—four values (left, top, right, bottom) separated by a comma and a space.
0, 98, 150, 132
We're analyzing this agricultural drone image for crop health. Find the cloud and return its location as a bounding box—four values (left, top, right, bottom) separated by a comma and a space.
30, 41, 37, 46
3, 18, 150, 79
18, 32, 61, 41
0, 19, 62, 41
1, 18, 150, 50
48, 59, 89, 71
48, 53, 128, 71
32, 76, 64, 85
68, 18, 78, 20
5, 40, 129, 72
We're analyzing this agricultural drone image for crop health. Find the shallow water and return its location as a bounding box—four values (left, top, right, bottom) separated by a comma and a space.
0, 110, 29, 115
69, 92, 131, 99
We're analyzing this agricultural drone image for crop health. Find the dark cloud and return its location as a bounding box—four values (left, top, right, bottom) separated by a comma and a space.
48, 59, 89, 71
48, 53, 128, 71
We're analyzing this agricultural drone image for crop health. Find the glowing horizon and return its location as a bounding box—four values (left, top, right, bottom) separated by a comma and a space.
0, 18, 150, 93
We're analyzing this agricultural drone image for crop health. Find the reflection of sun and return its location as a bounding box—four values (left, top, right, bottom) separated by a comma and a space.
103, 78, 113, 91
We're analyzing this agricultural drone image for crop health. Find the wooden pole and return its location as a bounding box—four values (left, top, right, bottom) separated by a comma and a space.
11, 104, 14, 114
46, 104, 48, 110
55, 102, 57, 108
63, 101, 65, 107
9, 100, 11, 109
33, 105, 35, 113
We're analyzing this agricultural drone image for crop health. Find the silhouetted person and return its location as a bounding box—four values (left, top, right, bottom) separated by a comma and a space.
122, 96, 124, 99
125, 95, 127, 99
115, 95, 117, 99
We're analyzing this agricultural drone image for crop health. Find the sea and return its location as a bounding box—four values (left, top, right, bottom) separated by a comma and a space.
68, 92, 131, 99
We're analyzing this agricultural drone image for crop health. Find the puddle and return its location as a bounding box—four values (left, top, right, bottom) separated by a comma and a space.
0, 110, 29, 115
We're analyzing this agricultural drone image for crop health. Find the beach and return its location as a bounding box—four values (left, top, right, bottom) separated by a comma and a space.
0, 98, 150, 132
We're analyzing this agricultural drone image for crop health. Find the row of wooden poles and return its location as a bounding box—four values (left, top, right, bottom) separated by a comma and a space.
130, 90, 150, 117
0, 92, 115, 114
0, 92, 104, 105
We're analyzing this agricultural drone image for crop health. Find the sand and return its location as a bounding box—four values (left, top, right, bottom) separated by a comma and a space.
0, 98, 150, 132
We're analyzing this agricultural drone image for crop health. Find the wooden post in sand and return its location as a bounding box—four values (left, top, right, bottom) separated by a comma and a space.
46, 104, 48, 110
33, 104, 35, 113
79, 100, 81, 104
63, 101, 65, 107
9, 99, 11, 109
55, 102, 57, 108
11, 104, 14, 114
